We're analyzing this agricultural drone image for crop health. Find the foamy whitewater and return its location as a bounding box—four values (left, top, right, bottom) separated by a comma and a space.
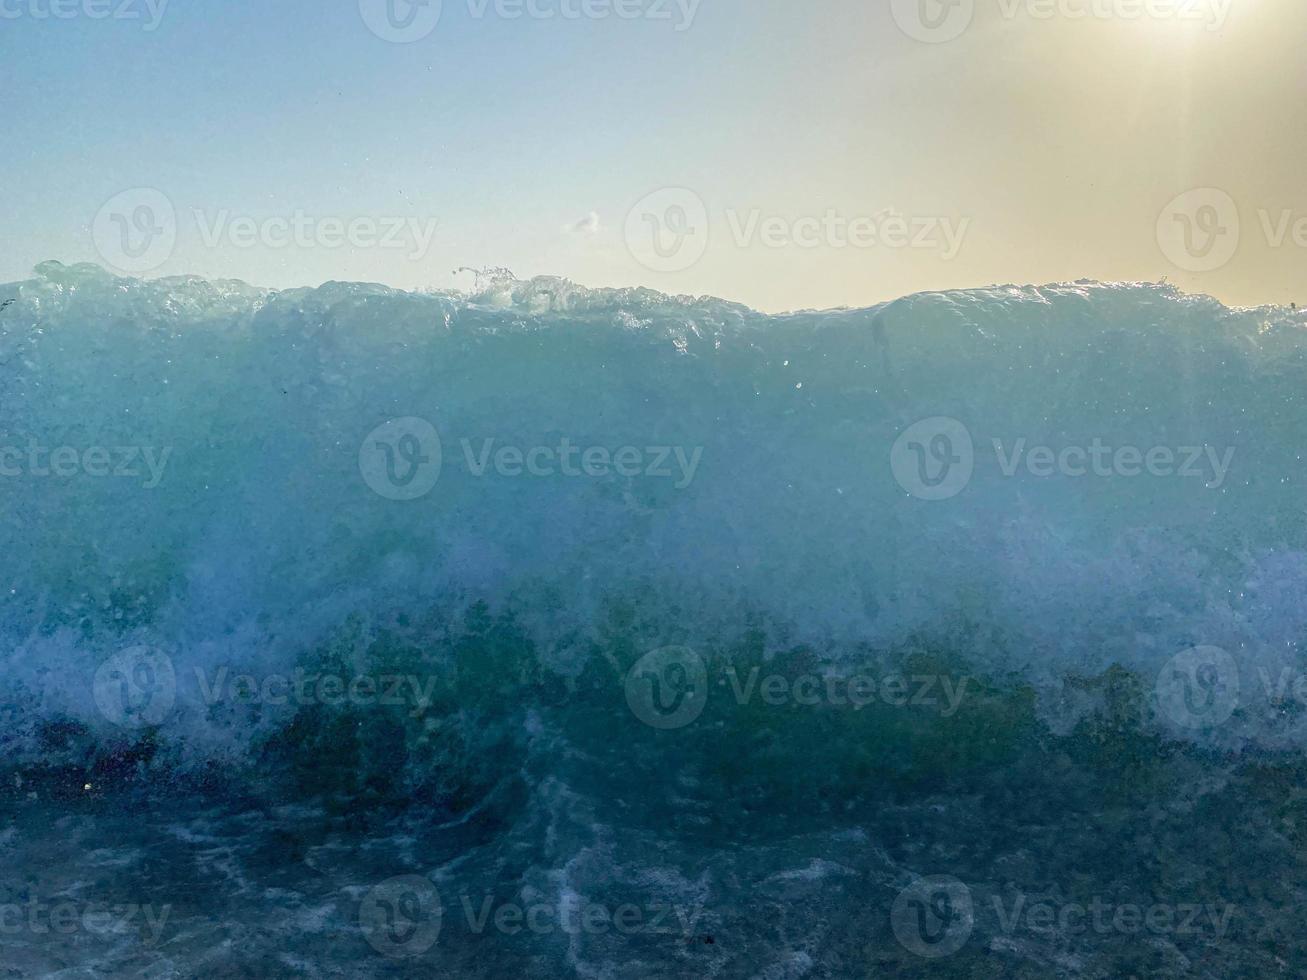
3, 261, 1307, 977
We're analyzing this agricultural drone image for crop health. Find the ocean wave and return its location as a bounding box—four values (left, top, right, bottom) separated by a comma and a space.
4, 261, 1307, 794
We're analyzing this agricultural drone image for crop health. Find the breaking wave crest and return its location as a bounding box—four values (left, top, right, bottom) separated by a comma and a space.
4, 260, 1307, 803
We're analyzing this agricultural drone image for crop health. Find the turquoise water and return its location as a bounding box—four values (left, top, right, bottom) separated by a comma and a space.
3, 263, 1307, 976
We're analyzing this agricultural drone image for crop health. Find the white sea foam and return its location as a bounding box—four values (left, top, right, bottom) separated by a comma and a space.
3, 261, 1307, 764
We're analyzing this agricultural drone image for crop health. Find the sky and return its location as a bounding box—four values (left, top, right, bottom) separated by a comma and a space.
1, 0, 1303, 312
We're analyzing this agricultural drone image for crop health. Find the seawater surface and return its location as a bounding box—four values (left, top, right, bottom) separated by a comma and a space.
3, 263, 1307, 977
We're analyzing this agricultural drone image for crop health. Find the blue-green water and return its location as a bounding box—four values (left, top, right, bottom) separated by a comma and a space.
3, 263, 1307, 976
